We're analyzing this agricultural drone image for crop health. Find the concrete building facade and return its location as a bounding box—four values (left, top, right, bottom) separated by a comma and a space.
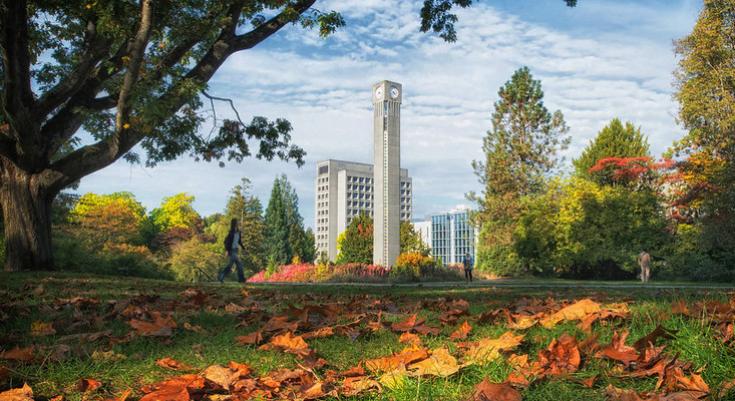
314, 159, 412, 262
372, 80, 403, 267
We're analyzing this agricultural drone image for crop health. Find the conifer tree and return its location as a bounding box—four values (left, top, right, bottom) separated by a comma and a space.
470, 67, 569, 272
573, 118, 650, 183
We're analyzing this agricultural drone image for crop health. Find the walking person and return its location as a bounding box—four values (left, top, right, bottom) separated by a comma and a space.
463, 252, 474, 283
637, 250, 651, 284
218, 218, 246, 283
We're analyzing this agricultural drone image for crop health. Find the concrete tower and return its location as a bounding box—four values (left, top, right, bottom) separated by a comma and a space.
372, 80, 402, 267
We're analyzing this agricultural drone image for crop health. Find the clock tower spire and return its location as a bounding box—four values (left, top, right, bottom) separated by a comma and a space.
372, 80, 402, 267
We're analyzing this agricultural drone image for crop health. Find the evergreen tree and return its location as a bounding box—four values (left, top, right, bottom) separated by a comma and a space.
264, 177, 292, 266
221, 178, 266, 270
336, 214, 373, 264
573, 119, 650, 183
470, 67, 569, 273
263, 175, 313, 265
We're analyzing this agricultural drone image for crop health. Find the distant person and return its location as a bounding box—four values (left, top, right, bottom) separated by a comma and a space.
637, 250, 651, 284
218, 218, 246, 283
463, 252, 474, 282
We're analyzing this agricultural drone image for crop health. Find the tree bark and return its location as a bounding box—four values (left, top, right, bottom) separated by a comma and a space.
0, 161, 55, 271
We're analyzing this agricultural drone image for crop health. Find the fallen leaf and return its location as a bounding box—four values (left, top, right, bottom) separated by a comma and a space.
30, 321, 56, 337
0, 346, 34, 362
391, 314, 422, 332
236, 330, 264, 345
541, 299, 601, 328
202, 365, 238, 389
379, 366, 408, 389
129, 312, 177, 337
633, 325, 676, 352
463, 332, 524, 365
598, 330, 639, 365
534, 333, 581, 376
259, 332, 311, 357
398, 332, 422, 346
450, 321, 472, 340
365, 347, 430, 373
301, 326, 335, 340
466, 379, 521, 401
507, 315, 537, 330
408, 348, 459, 377
156, 357, 193, 371
0, 384, 33, 401
182, 322, 205, 334
341, 376, 381, 397
78, 378, 102, 392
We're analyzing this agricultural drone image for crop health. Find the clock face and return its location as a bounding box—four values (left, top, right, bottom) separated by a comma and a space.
390, 87, 400, 99
374, 87, 384, 100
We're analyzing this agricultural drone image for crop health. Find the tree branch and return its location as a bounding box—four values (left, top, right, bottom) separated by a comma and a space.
232, 0, 317, 51
34, 18, 112, 119
48, 0, 318, 189
0, 0, 34, 111
114, 0, 154, 132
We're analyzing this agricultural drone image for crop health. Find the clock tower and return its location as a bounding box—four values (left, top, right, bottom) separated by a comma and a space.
372, 80, 402, 267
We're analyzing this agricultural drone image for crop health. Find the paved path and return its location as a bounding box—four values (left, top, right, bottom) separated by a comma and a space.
245, 280, 735, 290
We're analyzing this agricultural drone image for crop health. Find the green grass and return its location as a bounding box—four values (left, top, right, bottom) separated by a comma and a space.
1, 272, 735, 401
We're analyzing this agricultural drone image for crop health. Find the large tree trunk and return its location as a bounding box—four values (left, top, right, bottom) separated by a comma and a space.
0, 162, 55, 272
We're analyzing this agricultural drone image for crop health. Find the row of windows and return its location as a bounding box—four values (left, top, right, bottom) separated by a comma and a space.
317, 176, 329, 184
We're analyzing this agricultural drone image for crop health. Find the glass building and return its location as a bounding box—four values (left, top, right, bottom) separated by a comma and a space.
430, 210, 476, 265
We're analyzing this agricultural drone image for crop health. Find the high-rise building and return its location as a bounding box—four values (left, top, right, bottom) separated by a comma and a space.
420, 209, 477, 265
372, 80, 402, 267
314, 159, 412, 262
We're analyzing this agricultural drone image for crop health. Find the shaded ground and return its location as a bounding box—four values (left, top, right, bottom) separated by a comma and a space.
1, 272, 735, 401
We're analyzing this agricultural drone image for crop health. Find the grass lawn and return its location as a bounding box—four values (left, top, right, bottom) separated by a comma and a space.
1, 272, 735, 401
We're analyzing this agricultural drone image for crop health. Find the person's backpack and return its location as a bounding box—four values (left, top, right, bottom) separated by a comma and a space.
223, 230, 233, 252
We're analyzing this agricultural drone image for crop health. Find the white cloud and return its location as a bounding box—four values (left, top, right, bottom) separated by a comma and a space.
76, 0, 697, 228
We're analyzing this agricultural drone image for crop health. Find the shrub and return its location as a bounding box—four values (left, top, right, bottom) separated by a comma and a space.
168, 237, 224, 282
54, 229, 171, 279
392, 252, 436, 282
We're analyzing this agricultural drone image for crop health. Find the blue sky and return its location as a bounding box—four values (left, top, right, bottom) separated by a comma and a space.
75, 0, 700, 229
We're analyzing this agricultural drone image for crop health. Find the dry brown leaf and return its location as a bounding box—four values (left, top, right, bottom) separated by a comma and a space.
341, 376, 382, 397
202, 365, 238, 389
0, 384, 33, 401
408, 348, 459, 377
0, 346, 34, 362
129, 312, 177, 337
30, 321, 56, 337
391, 314, 422, 332
598, 330, 639, 366
365, 347, 430, 373
507, 315, 537, 330
78, 378, 102, 393
301, 326, 335, 340
398, 332, 422, 346
540, 299, 601, 328
466, 379, 521, 401
236, 330, 264, 345
156, 357, 193, 371
463, 332, 524, 365
450, 321, 472, 340
534, 333, 581, 376
633, 325, 676, 352
259, 332, 311, 356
